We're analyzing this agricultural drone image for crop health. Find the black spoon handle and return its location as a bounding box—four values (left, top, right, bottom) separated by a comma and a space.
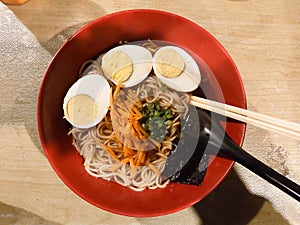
220, 135, 300, 202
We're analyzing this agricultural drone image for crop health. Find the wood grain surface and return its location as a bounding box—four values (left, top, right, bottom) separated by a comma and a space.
1, 0, 299, 224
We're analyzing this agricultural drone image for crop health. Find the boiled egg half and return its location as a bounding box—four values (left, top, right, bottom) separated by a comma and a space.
63, 74, 110, 129
153, 46, 201, 92
101, 45, 153, 87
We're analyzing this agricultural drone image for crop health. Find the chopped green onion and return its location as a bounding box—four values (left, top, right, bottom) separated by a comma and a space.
140, 100, 175, 141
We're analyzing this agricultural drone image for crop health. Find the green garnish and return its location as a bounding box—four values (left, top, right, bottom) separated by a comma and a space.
140, 101, 174, 142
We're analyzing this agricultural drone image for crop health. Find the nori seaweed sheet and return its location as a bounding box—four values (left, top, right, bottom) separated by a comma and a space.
161, 106, 210, 185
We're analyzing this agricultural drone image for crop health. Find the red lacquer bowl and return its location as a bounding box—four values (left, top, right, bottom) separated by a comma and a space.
37, 9, 246, 217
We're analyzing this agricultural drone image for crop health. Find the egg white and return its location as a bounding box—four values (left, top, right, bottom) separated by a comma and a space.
101, 45, 153, 87
63, 74, 110, 128
153, 46, 201, 92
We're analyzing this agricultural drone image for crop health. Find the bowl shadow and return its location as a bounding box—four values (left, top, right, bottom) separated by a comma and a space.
41, 21, 94, 56
193, 167, 289, 225
0, 201, 60, 225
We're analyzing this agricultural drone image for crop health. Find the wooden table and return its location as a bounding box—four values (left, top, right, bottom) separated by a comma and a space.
1, 0, 299, 224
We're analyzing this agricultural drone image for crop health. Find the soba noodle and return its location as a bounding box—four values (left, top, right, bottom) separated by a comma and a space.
70, 41, 190, 191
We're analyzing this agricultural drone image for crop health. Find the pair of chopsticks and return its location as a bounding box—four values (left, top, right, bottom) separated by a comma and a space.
190, 96, 300, 140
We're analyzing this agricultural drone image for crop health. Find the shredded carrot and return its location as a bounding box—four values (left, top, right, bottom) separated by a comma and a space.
113, 82, 122, 101
109, 87, 114, 109
136, 151, 146, 166
117, 140, 123, 149
135, 122, 149, 137
100, 143, 120, 161
140, 151, 146, 164
129, 110, 142, 121
130, 105, 142, 116
130, 165, 137, 177
130, 126, 139, 139
115, 105, 128, 117
123, 146, 134, 157
104, 81, 167, 169
109, 157, 130, 171
130, 158, 135, 167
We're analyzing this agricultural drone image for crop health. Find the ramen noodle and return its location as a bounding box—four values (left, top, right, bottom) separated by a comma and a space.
69, 41, 191, 191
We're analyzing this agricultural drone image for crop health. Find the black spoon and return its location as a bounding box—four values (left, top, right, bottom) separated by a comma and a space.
162, 109, 300, 202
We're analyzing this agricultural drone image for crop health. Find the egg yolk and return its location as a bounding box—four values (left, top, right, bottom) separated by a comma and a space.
102, 50, 133, 82
155, 49, 185, 78
66, 94, 98, 126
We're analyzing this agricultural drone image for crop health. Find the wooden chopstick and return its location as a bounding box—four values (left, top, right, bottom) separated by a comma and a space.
190, 95, 300, 140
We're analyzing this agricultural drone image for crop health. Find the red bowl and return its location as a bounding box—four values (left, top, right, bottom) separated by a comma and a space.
37, 9, 246, 217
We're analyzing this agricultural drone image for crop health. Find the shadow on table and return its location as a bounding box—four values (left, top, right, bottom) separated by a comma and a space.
193, 168, 290, 225
14, 21, 95, 156
4, 0, 107, 157
0, 201, 60, 225
41, 21, 92, 56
